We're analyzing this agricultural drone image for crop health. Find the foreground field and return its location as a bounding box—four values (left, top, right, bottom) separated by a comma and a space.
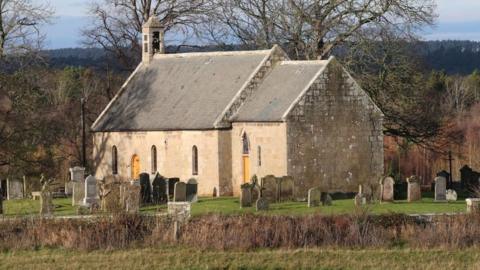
3, 194, 466, 217
1, 247, 479, 270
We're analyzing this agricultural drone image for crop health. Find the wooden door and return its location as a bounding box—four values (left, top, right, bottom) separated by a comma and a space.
243, 155, 250, 183
131, 154, 140, 180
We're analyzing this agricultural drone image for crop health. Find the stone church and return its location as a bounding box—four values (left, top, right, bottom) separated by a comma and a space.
91, 17, 384, 198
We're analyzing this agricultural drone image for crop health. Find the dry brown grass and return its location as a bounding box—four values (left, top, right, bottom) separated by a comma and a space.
1, 212, 480, 251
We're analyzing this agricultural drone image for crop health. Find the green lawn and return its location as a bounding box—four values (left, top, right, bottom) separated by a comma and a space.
2, 194, 466, 217
1, 247, 479, 270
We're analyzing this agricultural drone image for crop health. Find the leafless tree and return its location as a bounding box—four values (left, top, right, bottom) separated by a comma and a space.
82, 0, 213, 70
207, 0, 436, 59
0, 0, 53, 58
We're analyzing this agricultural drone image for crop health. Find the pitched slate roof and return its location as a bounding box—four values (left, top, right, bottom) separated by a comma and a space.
231, 61, 327, 122
92, 50, 271, 131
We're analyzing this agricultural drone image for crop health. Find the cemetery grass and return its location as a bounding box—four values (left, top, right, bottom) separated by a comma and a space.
1, 247, 480, 269
3, 194, 465, 217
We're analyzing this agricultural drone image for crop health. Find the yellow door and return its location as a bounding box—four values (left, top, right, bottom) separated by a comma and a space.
243, 155, 250, 183
131, 154, 140, 180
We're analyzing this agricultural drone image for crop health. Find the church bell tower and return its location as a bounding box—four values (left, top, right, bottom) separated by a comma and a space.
142, 16, 165, 64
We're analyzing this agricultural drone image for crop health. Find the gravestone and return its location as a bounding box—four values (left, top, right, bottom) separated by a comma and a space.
139, 173, 152, 204
83, 175, 98, 207
256, 197, 269, 211
460, 165, 480, 192
102, 182, 122, 212
39, 176, 54, 216
466, 198, 480, 213
434, 176, 447, 202
168, 201, 191, 222
152, 174, 167, 204
167, 178, 180, 200
0, 186, 3, 215
380, 177, 395, 202
186, 178, 198, 203
123, 182, 141, 213
321, 192, 332, 206
70, 167, 86, 206
446, 189, 458, 201
240, 185, 252, 208
407, 176, 421, 202
261, 175, 279, 203
173, 182, 187, 202
308, 187, 321, 207
7, 178, 24, 200
354, 193, 366, 206
279, 176, 294, 201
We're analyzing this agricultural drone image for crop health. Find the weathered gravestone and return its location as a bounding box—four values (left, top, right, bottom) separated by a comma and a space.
168, 201, 191, 222
240, 185, 252, 208
39, 175, 54, 216
102, 182, 123, 212
139, 173, 152, 204
7, 178, 24, 200
261, 175, 279, 203
460, 165, 480, 192
308, 187, 321, 207
321, 192, 333, 206
83, 175, 98, 207
152, 174, 167, 204
466, 198, 480, 213
279, 176, 294, 201
70, 167, 86, 206
434, 176, 447, 202
354, 185, 367, 206
249, 175, 260, 202
186, 178, 198, 203
167, 178, 180, 200
256, 197, 269, 211
173, 182, 186, 202
122, 182, 141, 213
407, 176, 421, 202
380, 177, 395, 202
446, 189, 458, 201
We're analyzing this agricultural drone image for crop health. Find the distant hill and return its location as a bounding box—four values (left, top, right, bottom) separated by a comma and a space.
42, 41, 480, 75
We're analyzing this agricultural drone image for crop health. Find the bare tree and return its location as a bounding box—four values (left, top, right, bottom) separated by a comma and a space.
82, 0, 213, 70
208, 0, 436, 59
0, 0, 53, 58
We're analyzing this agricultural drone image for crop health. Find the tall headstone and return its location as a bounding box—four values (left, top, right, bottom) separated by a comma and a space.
279, 176, 294, 201
39, 176, 54, 216
6, 178, 24, 200
173, 182, 187, 202
434, 176, 447, 202
407, 176, 421, 202
83, 175, 98, 207
167, 178, 180, 200
308, 187, 321, 207
240, 185, 252, 208
123, 182, 141, 213
70, 167, 86, 206
380, 177, 395, 202
186, 178, 198, 203
152, 174, 167, 204
139, 173, 152, 204
261, 175, 278, 203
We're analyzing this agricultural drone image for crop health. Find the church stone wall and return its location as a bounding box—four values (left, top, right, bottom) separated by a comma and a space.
286, 59, 384, 198
92, 130, 224, 196
231, 122, 288, 196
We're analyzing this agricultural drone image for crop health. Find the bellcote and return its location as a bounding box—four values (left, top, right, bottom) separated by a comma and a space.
142, 16, 165, 64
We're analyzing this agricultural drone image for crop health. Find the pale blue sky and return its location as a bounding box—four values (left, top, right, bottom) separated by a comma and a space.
38, 0, 480, 49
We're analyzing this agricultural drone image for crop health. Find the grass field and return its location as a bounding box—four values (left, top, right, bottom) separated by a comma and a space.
2, 194, 466, 217
0, 247, 479, 270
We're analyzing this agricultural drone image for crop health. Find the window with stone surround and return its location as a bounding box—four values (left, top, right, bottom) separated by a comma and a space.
151, 145, 157, 174
192, 146, 198, 175
242, 133, 249, 154
112, 146, 118, 175
258, 146, 262, 166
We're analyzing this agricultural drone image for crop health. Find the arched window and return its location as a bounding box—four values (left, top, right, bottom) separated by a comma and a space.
192, 146, 198, 175
257, 146, 262, 166
151, 145, 157, 174
242, 132, 249, 154
112, 146, 118, 175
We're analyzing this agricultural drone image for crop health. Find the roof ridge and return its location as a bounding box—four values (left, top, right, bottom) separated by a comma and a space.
280, 60, 329, 65
153, 49, 271, 59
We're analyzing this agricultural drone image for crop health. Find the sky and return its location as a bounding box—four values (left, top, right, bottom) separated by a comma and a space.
37, 0, 480, 49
